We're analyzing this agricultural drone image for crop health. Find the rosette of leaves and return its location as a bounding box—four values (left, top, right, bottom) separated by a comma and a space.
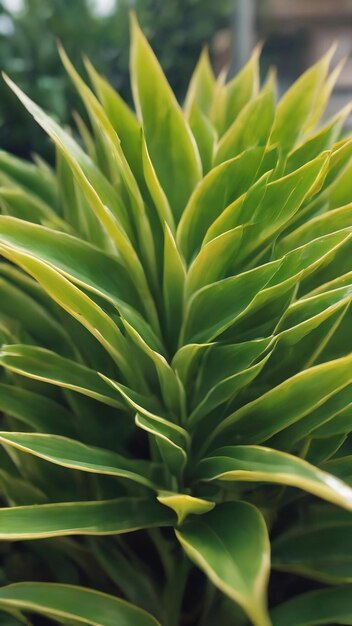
0, 16, 351, 626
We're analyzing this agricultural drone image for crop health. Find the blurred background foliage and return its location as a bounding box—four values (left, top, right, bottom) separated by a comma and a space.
0, 0, 351, 160
0, 0, 232, 159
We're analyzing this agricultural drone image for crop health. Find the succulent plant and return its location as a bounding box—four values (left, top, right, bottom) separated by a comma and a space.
0, 16, 351, 626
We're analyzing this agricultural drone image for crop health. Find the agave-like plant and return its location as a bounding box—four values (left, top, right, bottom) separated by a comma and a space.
0, 16, 351, 626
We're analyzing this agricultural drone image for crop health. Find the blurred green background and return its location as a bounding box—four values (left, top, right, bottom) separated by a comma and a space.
0, 0, 351, 160
0, 0, 233, 159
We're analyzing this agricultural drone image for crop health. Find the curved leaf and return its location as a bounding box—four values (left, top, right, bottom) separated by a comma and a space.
0, 345, 124, 408
157, 492, 214, 524
59, 45, 158, 291
0, 497, 174, 540
176, 501, 271, 626
272, 522, 352, 583
209, 354, 352, 448
0, 383, 74, 436
185, 226, 243, 295
84, 56, 144, 188
0, 246, 136, 382
177, 148, 264, 261
3, 75, 159, 331
180, 259, 280, 344
0, 583, 161, 626
0, 209, 139, 310
0, 274, 74, 356
0, 432, 158, 489
271, 587, 352, 626
197, 445, 352, 511
270, 48, 335, 151
135, 414, 188, 478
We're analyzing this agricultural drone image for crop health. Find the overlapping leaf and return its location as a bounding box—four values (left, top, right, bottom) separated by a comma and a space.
0, 19, 351, 626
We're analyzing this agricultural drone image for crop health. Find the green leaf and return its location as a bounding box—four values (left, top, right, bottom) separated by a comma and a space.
135, 413, 188, 478
305, 434, 346, 466
91, 538, 159, 616
270, 384, 352, 452
272, 522, 352, 583
122, 319, 183, 417
163, 223, 186, 350
3, 74, 132, 238
275, 285, 352, 348
0, 215, 140, 311
278, 203, 352, 257
157, 492, 215, 524
219, 230, 351, 347
0, 150, 56, 206
197, 445, 352, 511
141, 136, 175, 232
0, 383, 74, 436
0, 275, 73, 356
212, 45, 261, 134
208, 354, 352, 448
190, 352, 271, 428
235, 153, 330, 265
84, 56, 144, 189
202, 169, 271, 244
323, 456, 352, 484
180, 259, 281, 344
0, 497, 173, 540
193, 338, 271, 405
177, 147, 264, 261
0, 186, 67, 231
184, 47, 215, 117
0, 583, 161, 626
0, 246, 136, 383
188, 104, 216, 174
59, 45, 158, 292
0, 345, 124, 408
185, 226, 243, 295
312, 392, 352, 437
176, 501, 271, 626
214, 81, 275, 165
171, 342, 212, 387
101, 374, 189, 477
0, 610, 27, 626
0, 432, 158, 490
270, 48, 335, 151
0, 468, 47, 506
3, 75, 159, 330
184, 49, 216, 173
271, 587, 352, 626
130, 14, 201, 221
286, 104, 351, 173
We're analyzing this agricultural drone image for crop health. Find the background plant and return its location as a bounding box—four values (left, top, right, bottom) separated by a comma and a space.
0, 15, 351, 626
0, 0, 232, 159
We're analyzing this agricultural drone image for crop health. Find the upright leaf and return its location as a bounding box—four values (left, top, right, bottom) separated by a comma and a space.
130, 14, 201, 220
270, 48, 335, 151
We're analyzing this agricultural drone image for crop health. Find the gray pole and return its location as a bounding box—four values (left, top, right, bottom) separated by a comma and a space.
230, 0, 256, 76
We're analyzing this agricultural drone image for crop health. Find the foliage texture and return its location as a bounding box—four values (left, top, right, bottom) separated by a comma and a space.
0, 16, 351, 626
0, 0, 231, 158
